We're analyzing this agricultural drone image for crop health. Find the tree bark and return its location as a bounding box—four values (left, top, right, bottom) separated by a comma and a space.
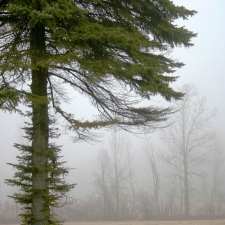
30, 25, 49, 225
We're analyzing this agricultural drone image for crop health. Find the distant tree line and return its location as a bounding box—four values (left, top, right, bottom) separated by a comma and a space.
1, 84, 225, 223
60, 85, 225, 221
0, 200, 20, 224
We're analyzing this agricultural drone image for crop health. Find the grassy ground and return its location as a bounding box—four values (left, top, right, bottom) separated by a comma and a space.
65, 220, 225, 225
3, 220, 225, 225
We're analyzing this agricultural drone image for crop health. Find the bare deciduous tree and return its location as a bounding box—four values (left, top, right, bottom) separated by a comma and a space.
144, 143, 161, 216
209, 145, 225, 216
160, 84, 216, 218
108, 131, 127, 220
200, 142, 225, 217
93, 149, 111, 219
93, 131, 130, 220
124, 140, 137, 219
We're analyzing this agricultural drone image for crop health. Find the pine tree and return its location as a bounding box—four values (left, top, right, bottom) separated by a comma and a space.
1, 1, 197, 224
6, 115, 75, 225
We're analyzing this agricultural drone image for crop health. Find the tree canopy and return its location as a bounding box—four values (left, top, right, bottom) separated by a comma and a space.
0, 0, 197, 138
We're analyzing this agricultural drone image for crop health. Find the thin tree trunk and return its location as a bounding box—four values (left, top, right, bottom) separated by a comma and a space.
130, 175, 136, 218
183, 152, 189, 218
115, 180, 119, 220
179, 173, 183, 215
30, 25, 49, 225
126, 147, 136, 219
182, 105, 189, 219
210, 177, 216, 217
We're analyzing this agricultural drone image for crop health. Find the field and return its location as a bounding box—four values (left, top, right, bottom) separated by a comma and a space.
64, 221, 225, 225
3, 221, 225, 225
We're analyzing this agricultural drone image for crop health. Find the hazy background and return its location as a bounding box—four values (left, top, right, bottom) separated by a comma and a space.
0, 0, 224, 205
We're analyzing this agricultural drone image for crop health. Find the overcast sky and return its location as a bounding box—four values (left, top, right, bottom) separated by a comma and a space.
173, 0, 225, 139
0, 0, 225, 200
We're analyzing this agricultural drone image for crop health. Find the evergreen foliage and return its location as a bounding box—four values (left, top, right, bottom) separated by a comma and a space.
6, 116, 75, 225
0, 0, 197, 136
0, 0, 197, 224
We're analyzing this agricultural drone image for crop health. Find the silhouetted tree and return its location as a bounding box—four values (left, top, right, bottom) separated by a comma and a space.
160, 84, 216, 218
143, 143, 161, 216
209, 145, 225, 217
93, 149, 112, 220
93, 132, 128, 220
200, 142, 225, 217
124, 140, 137, 219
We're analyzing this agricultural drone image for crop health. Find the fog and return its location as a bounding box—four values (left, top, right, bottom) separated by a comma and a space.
0, 0, 225, 223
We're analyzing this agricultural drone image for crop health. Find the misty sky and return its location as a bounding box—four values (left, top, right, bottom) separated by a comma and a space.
0, 0, 225, 200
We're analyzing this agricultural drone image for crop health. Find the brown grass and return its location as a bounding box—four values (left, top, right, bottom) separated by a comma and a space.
65, 220, 225, 225
3, 221, 225, 225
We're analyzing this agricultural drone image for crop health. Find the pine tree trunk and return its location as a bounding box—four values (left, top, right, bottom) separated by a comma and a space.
30, 25, 49, 225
